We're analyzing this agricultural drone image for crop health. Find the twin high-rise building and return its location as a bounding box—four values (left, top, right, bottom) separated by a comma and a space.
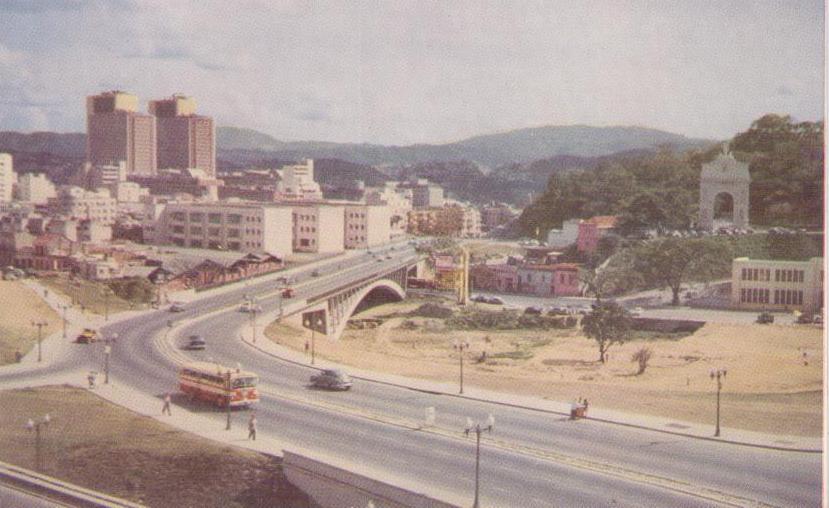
85, 91, 215, 178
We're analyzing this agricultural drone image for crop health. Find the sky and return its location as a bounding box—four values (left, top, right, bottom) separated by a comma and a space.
0, 0, 824, 145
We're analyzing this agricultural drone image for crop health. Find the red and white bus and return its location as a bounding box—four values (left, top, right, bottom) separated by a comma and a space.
178, 361, 259, 407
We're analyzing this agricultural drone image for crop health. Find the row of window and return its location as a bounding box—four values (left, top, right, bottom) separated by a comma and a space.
739, 288, 805, 306
294, 213, 317, 222
740, 267, 806, 283
170, 212, 254, 224
298, 226, 316, 233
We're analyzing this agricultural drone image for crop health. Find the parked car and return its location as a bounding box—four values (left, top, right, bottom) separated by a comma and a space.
311, 269, 321, 277
282, 288, 295, 298
813, 314, 823, 325
524, 306, 543, 315
471, 295, 488, 303
486, 297, 504, 305
169, 303, 185, 313
76, 328, 98, 344
183, 335, 206, 350
756, 312, 774, 324
310, 369, 353, 390
548, 307, 568, 315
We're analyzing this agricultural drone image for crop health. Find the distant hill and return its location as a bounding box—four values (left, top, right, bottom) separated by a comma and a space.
0, 131, 85, 157
216, 125, 712, 168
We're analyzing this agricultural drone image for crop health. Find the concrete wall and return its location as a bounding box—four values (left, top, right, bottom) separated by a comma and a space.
262, 206, 293, 256
283, 451, 460, 508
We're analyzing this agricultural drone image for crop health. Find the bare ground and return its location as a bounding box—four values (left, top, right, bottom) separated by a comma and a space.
265, 296, 823, 437
0, 386, 310, 508
0, 280, 61, 365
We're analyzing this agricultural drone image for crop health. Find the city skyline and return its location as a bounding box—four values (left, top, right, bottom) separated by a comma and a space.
0, 0, 824, 145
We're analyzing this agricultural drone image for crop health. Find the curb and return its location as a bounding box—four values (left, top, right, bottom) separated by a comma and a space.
238, 333, 822, 454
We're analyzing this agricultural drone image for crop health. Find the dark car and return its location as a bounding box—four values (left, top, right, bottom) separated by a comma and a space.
524, 306, 543, 315
311, 269, 321, 277
310, 369, 353, 390
486, 297, 504, 305
471, 295, 488, 303
756, 312, 774, 324
169, 303, 185, 313
76, 328, 98, 344
183, 335, 206, 350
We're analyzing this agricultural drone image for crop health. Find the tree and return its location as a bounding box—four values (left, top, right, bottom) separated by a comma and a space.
631, 347, 653, 375
765, 231, 817, 261
634, 238, 730, 306
581, 301, 632, 363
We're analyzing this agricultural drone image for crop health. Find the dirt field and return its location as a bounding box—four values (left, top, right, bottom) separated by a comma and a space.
0, 386, 309, 508
0, 280, 61, 365
39, 274, 137, 316
266, 296, 823, 437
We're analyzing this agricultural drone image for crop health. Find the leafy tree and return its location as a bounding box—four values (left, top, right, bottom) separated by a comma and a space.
634, 238, 731, 306
581, 301, 632, 363
765, 231, 817, 261
631, 347, 653, 375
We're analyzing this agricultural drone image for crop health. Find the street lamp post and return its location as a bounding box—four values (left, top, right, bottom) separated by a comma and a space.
25, 414, 51, 472
709, 367, 727, 437
464, 414, 495, 508
61, 305, 68, 339
31, 320, 48, 363
102, 333, 117, 384
103, 288, 113, 322
225, 370, 232, 431
453, 340, 470, 394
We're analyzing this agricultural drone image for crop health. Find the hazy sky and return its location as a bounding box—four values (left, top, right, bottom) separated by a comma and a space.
0, 0, 824, 145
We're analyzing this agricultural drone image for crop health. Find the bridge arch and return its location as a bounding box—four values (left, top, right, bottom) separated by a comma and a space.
328, 279, 405, 339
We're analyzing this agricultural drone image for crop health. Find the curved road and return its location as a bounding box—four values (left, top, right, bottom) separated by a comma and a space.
2, 244, 822, 507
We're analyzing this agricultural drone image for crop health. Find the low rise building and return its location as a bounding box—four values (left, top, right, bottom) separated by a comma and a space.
516, 263, 581, 297
407, 204, 481, 238
158, 202, 293, 255
0, 153, 16, 203
344, 204, 391, 249
411, 181, 444, 208
546, 219, 580, 249
278, 159, 323, 200
731, 257, 823, 313
16, 173, 57, 205
292, 203, 345, 254
129, 168, 221, 201
577, 215, 618, 255
365, 182, 412, 238
480, 203, 517, 232
49, 186, 117, 225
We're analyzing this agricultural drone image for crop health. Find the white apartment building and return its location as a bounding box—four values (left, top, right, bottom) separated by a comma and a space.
279, 159, 323, 200
158, 202, 293, 255
113, 181, 148, 203
50, 186, 117, 225
16, 173, 57, 205
0, 153, 16, 203
731, 257, 824, 313
292, 203, 345, 254
546, 219, 580, 248
365, 182, 412, 238
344, 204, 391, 249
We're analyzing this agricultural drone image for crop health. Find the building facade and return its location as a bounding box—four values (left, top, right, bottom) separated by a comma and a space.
292, 204, 345, 254
279, 159, 323, 200
158, 202, 293, 255
0, 153, 15, 203
516, 264, 581, 297
344, 204, 391, 249
577, 215, 618, 255
731, 257, 823, 313
364, 182, 412, 239
86, 91, 157, 176
547, 219, 580, 249
149, 95, 216, 177
411, 183, 444, 208
49, 187, 117, 225
16, 173, 56, 205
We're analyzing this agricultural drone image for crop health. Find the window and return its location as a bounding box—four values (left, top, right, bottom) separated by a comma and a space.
189, 240, 202, 248
227, 214, 242, 224
208, 241, 221, 249
189, 212, 204, 222
228, 241, 241, 250
208, 213, 222, 224
775, 269, 780, 282
172, 238, 184, 246
300, 239, 310, 247
227, 229, 240, 238
189, 226, 202, 235
208, 227, 221, 237
172, 225, 185, 234
171, 212, 186, 221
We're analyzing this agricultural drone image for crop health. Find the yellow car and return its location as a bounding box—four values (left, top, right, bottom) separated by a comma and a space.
76, 328, 98, 344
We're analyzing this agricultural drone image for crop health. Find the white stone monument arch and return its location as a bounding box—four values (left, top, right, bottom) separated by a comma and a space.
699, 144, 750, 230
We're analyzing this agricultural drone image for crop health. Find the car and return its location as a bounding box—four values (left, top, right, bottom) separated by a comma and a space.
169, 303, 185, 313
76, 328, 98, 344
487, 297, 504, 305
796, 313, 815, 324
814, 314, 823, 325
386, 254, 392, 259
282, 287, 295, 298
376, 258, 383, 263
183, 335, 206, 350
471, 295, 488, 303
547, 307, 568, 315
310, 369, 353, 390
524, 306, 543, 315
756, 311, 774, 324
239, 302, 262, 313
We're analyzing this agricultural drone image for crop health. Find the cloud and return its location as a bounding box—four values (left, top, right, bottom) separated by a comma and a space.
0, 0, 84, 13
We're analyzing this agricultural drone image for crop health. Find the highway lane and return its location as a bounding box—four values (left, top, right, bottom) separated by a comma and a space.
182, 303, 822, 507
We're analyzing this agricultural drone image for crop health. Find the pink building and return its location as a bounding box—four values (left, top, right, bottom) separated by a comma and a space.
149, 95, 216, 177
86, 91, 157, 176
516, 263, 581, 297
577, 215, 618, 255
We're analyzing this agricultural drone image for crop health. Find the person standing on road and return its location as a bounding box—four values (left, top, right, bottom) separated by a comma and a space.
87, 371, 96, 389
162, 393, 172, 415
248, 413, 257, 440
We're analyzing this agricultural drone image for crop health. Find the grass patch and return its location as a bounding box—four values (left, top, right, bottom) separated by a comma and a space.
628, 330, 695, 342
39, 275, 137, 315
489, 350, 534, 360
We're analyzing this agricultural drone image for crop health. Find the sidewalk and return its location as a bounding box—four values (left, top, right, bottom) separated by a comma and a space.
240, 324, 823, 453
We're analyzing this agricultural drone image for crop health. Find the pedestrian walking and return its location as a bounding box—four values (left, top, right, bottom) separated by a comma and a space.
248, 414, 257, 441
87, 371, 96, 389
304, 341, 309, 354
162, 393, 172, 415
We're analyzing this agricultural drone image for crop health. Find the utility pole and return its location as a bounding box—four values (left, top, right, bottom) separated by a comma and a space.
26, 414, 51, 472
454, 340, 469, 394
102, 333, 117, 384
31, 320, 48, 363
61, 305, 68, 339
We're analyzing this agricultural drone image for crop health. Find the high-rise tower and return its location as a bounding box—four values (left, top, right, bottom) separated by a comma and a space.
149, 95, 216, 177
86, 91, 157, 176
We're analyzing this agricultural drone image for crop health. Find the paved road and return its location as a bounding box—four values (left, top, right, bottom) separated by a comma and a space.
2, 243, 822, 507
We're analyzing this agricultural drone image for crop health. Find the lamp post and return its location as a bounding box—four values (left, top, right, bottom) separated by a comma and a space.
709, 367, 727, 437
31, 320, 48, 363
464, 414, 495, 508
225, 369, 232, 430
102, 333, 117, 384
453, 340, 470, 394
60, 305, 68, 339
305, 316, 323, 365
102, 287, 113, 322
25, 414, 51, 472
